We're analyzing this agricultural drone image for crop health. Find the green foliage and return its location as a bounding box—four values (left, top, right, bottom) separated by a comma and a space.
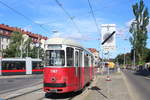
3, 31, 23, 57
3, 31, 44, 59
129, 0, 149, 64
115, 53, 132, 65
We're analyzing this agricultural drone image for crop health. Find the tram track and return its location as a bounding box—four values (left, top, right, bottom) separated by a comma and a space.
0, 81, 42, 95
3, 87, 79, 100
5, 88, 43, 100
1, 75, 99, 100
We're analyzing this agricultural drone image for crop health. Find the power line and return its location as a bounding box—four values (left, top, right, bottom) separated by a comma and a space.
87, 0, 101, 34
0, 0, 50, 34
54, 0, 81, 33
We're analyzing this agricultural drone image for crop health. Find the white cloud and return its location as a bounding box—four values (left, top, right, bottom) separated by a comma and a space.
35, 17, 101, 41
51, 31, 63, 38
23, 25, 32, 31
116, 19, 135, 36
125, 19, 135, 28
116, 27, 128, 35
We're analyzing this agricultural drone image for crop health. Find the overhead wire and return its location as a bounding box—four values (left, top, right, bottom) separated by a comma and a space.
87, 0, 104, 62
87, 0, 101, 35
0, 0, 50, 34
54, 0, 81, 33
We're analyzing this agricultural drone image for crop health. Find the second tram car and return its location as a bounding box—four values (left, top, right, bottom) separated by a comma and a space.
43, 38, 94, 93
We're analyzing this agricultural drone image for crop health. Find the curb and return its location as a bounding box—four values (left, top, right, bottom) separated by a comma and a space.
72, 76, 99, 100
0, 83, 43, 100
0, 75, 41, 79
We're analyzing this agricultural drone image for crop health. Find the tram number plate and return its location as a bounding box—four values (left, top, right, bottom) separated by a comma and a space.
50, 89, 57, 93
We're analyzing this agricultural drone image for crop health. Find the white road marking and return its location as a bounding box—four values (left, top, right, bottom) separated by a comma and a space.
143, 77, 150, 80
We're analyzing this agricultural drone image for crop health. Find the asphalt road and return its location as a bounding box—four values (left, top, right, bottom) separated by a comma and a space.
0, 74, 43, 94
123, 70, 150, 100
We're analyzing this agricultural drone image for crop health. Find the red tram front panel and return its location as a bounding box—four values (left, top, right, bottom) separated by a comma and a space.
44, 67, 82, 93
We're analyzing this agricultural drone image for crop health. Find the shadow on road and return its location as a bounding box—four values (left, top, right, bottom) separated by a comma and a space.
88, 86, 108, 99
45, 90, 82, 99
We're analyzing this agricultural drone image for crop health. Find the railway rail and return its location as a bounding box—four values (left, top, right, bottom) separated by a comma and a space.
6, 88, 82, 100
2, 76, 98, 100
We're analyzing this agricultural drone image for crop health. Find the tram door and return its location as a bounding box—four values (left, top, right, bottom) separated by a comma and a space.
75, 49, 81, 89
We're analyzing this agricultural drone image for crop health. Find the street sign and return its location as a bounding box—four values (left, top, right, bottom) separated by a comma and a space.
101, 24, 116, 51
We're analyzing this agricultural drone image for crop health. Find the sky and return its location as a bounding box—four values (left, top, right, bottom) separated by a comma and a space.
0, 0, 150, 58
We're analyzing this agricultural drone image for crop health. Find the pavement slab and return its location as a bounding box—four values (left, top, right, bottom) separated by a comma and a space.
84, 73, 131, 100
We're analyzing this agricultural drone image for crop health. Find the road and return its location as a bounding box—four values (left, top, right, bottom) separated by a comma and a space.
0, 75, 42, 94
123, 70, 150, 100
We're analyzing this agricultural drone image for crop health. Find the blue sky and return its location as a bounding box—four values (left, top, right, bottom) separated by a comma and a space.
0, 0, 150, 58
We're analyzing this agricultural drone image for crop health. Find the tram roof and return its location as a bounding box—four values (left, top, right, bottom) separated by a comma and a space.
45, 37, 93, 55
45, 37, 83, 48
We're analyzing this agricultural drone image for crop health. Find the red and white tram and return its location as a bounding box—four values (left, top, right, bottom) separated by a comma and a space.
43, 38, 94, 93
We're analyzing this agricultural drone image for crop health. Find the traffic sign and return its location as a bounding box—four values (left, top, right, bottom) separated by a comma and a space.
101, 24, 116, 51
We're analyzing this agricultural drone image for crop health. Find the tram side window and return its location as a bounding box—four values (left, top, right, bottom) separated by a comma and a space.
84, 53, 89, 67
32, 62, 43, 69
75, 51, 79, 67
2, 61, 25, 70
79, 51, 82, 67
66, 47, 74, 66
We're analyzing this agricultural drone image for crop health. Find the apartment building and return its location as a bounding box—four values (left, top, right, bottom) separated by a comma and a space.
88, 48, 100, 67
0, 24, 48, 56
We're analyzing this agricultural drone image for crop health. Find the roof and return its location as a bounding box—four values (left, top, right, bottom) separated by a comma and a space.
0, 24, 48, 40
88, 48, 99, 53
45, 38, 94, 55
45, 37, 83, 48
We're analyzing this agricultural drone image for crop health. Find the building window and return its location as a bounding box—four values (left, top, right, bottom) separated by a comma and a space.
0, 29, 3, 33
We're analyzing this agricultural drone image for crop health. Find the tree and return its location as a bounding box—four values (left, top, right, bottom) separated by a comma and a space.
3, 31, 24, 57
115, 54, 124, 65
3, 31, 44, 59
23, 38, 32, 57
129, 0, 149, 65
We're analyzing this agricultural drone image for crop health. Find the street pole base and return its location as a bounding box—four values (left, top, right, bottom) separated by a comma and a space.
106, 76, 111, 81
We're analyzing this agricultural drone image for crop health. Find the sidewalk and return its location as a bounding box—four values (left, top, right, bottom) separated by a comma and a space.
84, 72, 131, 100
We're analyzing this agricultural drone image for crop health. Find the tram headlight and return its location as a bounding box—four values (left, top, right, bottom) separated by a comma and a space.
51, 77, 56, 82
